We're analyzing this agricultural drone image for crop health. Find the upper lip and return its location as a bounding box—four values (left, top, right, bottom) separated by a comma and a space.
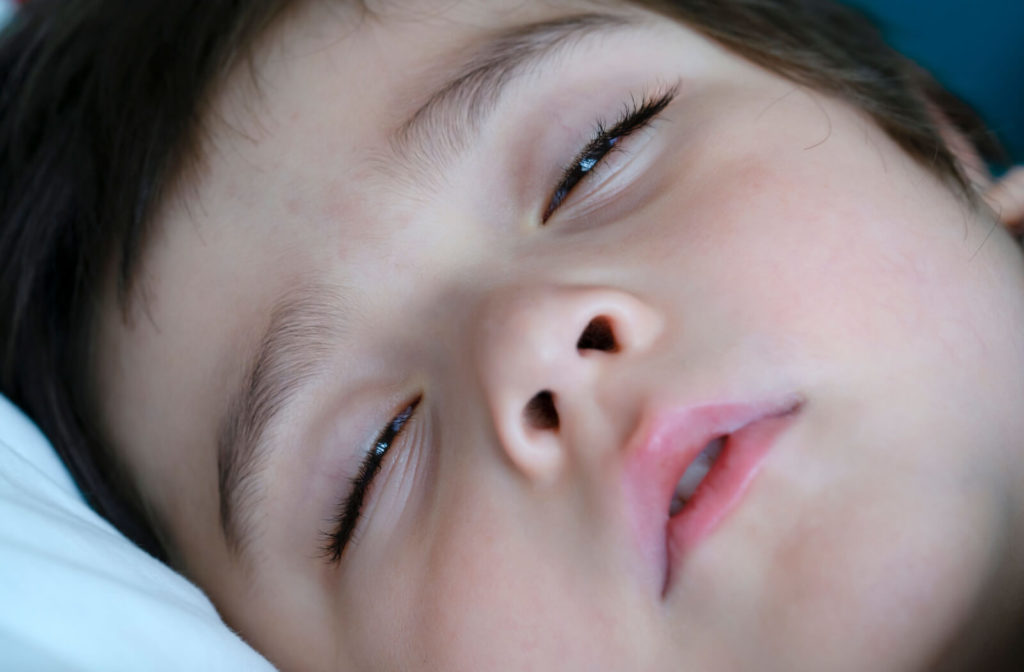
622, 393, 804, 594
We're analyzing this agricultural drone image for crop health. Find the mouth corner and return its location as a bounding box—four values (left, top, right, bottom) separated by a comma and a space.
645, 393, 805, 598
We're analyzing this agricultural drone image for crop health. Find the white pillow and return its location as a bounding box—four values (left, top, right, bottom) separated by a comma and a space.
0, 394, 277, 671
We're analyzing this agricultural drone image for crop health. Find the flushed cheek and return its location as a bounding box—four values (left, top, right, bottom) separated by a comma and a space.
667, 156, 963, 355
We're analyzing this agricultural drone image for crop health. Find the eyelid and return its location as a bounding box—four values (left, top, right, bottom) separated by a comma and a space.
553, 122, 659, 222
543, 82, 679, 222
318, 395, 422, 564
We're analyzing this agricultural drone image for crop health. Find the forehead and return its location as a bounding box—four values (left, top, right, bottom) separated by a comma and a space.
188, 0, 644, 247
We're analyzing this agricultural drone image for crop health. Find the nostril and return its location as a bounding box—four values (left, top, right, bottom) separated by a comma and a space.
523, 390, 560, 431
576, 316, 618, 353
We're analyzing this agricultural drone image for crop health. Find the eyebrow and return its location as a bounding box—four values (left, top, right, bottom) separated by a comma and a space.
217, 11, 642, 561
218, 285, 349, 557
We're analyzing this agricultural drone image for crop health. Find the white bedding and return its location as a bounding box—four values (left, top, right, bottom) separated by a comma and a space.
0, 394, 276, 671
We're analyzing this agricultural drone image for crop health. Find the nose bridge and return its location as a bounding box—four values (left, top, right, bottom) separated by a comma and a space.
479, 288, 593, 389
471, 283, 662, 483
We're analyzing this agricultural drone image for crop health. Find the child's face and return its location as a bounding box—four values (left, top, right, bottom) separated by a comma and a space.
94, 1, 1024, 669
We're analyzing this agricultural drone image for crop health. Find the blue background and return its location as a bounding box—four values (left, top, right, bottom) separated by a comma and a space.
844, 0, 1024, 163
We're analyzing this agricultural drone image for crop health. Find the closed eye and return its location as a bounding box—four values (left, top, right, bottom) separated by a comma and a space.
542, 84, 678, 223
318, 396, 422, 565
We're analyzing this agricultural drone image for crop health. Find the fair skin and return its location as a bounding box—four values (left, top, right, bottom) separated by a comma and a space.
94, 1, 1024, 670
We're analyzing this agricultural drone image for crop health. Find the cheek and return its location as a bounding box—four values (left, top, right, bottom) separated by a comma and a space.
779, 397, 1007, 658
763, 481, 998, 670
360, 468, 652, 671
656, 135, 985, 370
680, 416, 1005, 670
398, 498, 573, 670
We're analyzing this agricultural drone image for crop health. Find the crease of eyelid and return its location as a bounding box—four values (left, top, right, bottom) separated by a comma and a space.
388, 12, 640, 172
322, 397, 425, 563
547, 127, 653, 221
543, 85, 678, 222
384, 409, 429, 533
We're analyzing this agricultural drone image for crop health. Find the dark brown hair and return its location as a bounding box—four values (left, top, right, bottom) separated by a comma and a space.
0, 0, 1005, 562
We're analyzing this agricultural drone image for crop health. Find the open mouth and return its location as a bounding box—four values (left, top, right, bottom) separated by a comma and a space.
622, 394, 804, 599
668, 435, 726, 517
661, 405, 802, 594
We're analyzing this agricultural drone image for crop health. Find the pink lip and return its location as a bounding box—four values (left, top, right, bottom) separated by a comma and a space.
623, 395, 803, 597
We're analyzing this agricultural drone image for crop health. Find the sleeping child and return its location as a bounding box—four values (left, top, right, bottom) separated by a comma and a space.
2, 0, 1024, 669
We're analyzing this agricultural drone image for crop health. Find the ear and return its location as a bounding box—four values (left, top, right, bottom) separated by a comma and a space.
983, 167, 1024, 234
924, 99, 1023, 233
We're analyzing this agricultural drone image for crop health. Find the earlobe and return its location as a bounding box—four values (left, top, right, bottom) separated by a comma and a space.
983, 166, 1024, 234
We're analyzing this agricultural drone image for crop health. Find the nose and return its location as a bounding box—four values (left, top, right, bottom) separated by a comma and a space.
472, 285, 662, 483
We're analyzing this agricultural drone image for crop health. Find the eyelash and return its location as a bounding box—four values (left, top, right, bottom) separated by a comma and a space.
319, 396, 421, 565
542, 84, 679, 222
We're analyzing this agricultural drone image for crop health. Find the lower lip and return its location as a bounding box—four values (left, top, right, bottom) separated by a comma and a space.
663, 410, 798, 595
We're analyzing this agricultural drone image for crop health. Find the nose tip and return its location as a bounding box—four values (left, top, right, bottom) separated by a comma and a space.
473, 286, 662, 482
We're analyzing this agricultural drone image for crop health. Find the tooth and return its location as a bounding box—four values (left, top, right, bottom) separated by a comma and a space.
672, 437, 726, 508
